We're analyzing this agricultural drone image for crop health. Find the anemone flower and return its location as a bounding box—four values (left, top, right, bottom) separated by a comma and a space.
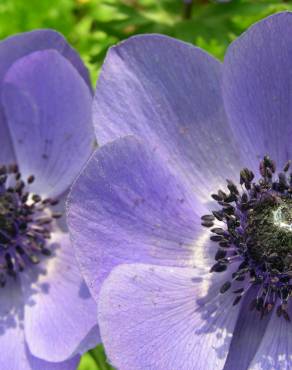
0, 30, 99, 369
67, 12, 292, 370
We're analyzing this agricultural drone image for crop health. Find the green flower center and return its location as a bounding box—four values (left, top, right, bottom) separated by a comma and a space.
245, 196, 292, 272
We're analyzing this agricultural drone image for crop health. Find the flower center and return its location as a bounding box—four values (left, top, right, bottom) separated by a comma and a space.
0, 163, 61, 286
273, 202, 292, 231
246, 197, 292, 268
202, 156, 292, 321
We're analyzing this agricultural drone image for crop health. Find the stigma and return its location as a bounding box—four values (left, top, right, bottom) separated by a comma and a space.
273, 205, 292, 231
0, 163, 61, 286
201, 156, 292, 321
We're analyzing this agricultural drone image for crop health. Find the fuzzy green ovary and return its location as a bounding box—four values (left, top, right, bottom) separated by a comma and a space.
246, 198, 292, 271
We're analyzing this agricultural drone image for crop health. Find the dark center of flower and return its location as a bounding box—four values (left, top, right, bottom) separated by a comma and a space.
202, 156, 292, 321
0, 163, 61, 286
246, 197, 292, 267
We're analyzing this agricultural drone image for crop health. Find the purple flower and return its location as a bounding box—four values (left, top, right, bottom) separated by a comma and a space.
0, 30, 99, 369
67, 12, 292, 370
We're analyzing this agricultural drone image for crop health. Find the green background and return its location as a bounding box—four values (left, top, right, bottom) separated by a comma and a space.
2, 0, 292, 87
2, 0, 291, 368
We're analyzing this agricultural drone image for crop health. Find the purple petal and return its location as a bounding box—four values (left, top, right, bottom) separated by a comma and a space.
223, 286, 272, 370
0, 29, 91, 90
0, 279, 26, 369
21, 232, 99, 362
28, 352, 81, 370
0, 118, 14, 164
0, 278, 80, 370
98, 263, 242, 370
0, 29, 91, 166
93, 34, 245, 201
67, 136, 212, 302
223, 12, 292, 167
2, 49, 94, 198
249, 309, 292, 369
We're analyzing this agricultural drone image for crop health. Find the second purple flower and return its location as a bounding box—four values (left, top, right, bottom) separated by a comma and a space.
0, 29, 100, 370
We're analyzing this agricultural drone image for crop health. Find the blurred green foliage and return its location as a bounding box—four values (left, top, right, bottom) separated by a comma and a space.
1, 0, 291, 368
79, 345, 114, 370
1, 0, 292, 85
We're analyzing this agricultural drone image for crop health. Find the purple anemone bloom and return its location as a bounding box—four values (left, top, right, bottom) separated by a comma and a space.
0, 30, 99, 369
68, 12, 292, 370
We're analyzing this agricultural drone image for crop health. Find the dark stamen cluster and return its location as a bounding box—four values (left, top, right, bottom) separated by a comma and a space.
202, 156, 292, 321
0, 163, 60, 286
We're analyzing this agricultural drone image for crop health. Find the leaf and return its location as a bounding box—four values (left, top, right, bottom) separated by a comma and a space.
78, 345, 115, 369
89, 345, 115, 370
78, 353, 100, 370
